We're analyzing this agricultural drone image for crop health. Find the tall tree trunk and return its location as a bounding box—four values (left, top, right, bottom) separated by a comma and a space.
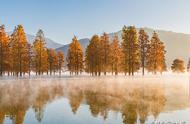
19, 48, 22, 77
142, 52, 145, 76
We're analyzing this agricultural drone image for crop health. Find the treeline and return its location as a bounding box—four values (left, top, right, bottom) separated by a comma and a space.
67, 26, 167, 76
0, 25, 64, 77
2, 24, 187, 77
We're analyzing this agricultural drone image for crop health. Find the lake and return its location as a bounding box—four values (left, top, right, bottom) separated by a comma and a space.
0, 76, 190, 124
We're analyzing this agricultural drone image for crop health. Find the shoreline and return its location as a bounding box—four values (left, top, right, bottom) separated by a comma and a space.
0, 73, 190, 81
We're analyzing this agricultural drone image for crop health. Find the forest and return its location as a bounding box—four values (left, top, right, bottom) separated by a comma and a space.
0, 25, 188, 77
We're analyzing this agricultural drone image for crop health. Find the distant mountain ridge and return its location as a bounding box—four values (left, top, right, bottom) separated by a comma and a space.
8, 32, 62, 49
55, 38, 89, 56
55, 27, 190, 67
26, 34, 62, 49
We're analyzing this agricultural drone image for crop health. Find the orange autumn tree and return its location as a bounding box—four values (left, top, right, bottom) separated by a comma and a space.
85, 35, 101, 76
48, 48, 58, 75
121, 26, 140, 76
146, 32, 166, 74
100, 32, 109, 75
57, 51, 64, 75
0, 25, 11, 76
138, 29, 150, 75
171, 59, 185, 73
108, 35, 123, 75
11, 25, 30, 76
67, 36, 83, 75
32, 29, 49, 75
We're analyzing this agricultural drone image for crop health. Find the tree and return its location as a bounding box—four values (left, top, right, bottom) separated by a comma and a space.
138, 29, 149, 75
108, 35, 122, 75
146, 31, 167, 74
85, 35, 101, 76
67, 36, 83, 75
100, 32, 109, 75
121, 26, 140, 76
11, 25, 30, 76
171, 59, 185, 73
0, 25, 11, 76
32, 29, 49, 75
187, 58, 190, 72
28, 43, 32, 76
57, 51, 64, 75
48, 48, 58, 75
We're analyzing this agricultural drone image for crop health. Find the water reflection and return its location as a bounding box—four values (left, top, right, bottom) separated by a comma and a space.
66, 81, 166, 124
0, 80, 64, 124
0, 77, 189, 124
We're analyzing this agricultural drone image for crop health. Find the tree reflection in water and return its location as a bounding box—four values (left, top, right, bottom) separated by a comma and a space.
0, 78, 167, 124
0, 80, 64, 124
67, 80, 166, 124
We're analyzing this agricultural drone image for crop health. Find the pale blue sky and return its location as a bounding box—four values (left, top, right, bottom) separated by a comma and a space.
0, 0, 190, 44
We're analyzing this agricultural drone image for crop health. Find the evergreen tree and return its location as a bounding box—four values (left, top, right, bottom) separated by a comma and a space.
67, 36, 83, 75
146, 32, 167, 74
48, 48, 58, 75
171, 59, 185, 73
0, 25, 11, 76
85, 35, 101, 76
11, 25, 30, 76
138, 29, 149, 75
121, 26, 140, 76
100, 32, 109, 75
108, 35, 122, 75
32, 29, 49, 75
57, 51, 64, 75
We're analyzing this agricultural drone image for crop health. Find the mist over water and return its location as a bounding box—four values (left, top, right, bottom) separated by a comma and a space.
0, 76, 190, 124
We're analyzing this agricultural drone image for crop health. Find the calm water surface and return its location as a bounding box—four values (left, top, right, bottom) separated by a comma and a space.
0, 76, 190, 124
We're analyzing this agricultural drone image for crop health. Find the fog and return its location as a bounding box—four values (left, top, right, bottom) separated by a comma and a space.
0, 76, 190, 124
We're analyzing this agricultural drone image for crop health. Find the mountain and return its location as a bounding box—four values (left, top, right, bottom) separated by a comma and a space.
141, 28, 190, 67
56, 28, 190, 67
55, 38, 90, 56
26, 34, 62, 49
8, 32, 62, 49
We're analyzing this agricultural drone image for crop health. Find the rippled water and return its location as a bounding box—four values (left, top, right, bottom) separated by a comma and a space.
0, 76, 190, 124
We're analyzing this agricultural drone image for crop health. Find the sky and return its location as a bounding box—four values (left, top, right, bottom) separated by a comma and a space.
0, 0, 190, 44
